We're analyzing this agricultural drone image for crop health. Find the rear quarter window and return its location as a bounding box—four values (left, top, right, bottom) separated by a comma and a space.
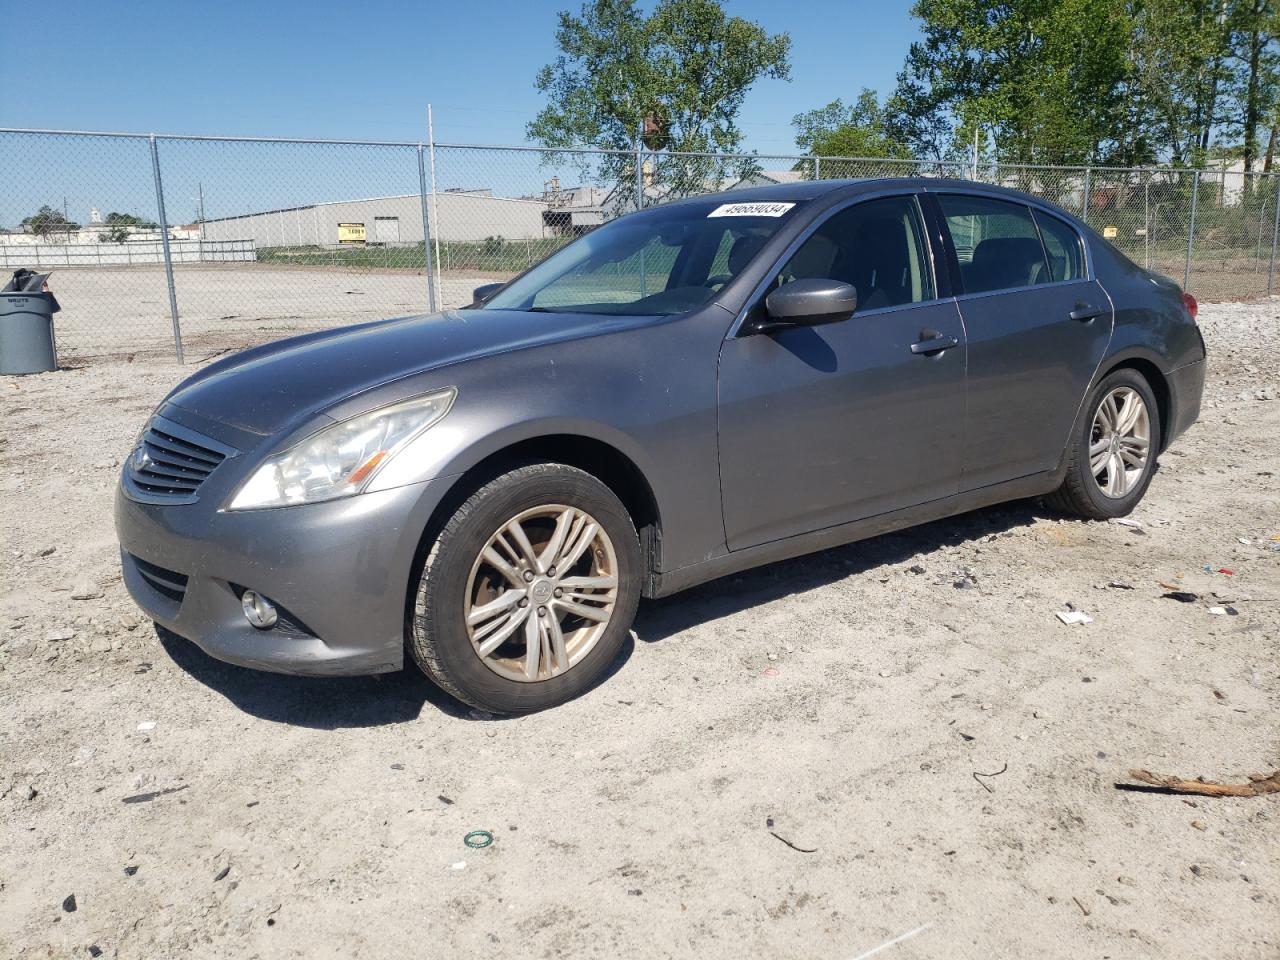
1033, 211, 1086, 282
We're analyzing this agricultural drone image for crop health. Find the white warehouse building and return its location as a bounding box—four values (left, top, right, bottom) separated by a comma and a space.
200, 189, 550, 248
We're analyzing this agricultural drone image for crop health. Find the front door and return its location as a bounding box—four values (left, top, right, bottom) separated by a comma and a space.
932, 194, 1114, 489
718, 194, 968, 552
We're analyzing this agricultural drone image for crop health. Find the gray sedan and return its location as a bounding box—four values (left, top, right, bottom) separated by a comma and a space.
116, 178, 1206, 713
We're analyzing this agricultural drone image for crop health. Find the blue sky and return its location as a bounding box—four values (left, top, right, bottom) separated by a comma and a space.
0, 0, 920, 153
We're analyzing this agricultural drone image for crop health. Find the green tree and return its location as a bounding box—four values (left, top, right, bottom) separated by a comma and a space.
529, 0, 790, 197
97, 211, 157, 244
888, 0, 1136, 164
21, 204, 79, 237
792, 89, 913, 165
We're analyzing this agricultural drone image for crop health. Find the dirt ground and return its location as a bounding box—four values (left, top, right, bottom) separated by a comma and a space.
1, 300, 1277, 960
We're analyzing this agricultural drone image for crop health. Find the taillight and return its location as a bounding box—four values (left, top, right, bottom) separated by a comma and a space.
1181, 291, 1198, 319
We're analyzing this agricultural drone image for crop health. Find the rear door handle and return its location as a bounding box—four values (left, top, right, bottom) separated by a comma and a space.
910, 334, 959, 355
1070, 302, 1106, 322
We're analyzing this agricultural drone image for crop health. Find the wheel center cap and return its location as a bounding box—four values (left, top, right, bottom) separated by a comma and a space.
530, 579, 554, 604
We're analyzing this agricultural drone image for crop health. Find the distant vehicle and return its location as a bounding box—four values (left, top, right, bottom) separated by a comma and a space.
116, 179, 1206, 713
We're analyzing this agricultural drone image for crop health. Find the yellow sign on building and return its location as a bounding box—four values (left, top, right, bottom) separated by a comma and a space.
338, 222, 366, 244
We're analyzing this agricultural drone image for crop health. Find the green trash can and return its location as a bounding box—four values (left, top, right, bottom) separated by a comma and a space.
1, 269, 60, 374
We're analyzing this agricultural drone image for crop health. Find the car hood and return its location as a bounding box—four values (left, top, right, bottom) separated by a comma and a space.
165, 308, 650, 435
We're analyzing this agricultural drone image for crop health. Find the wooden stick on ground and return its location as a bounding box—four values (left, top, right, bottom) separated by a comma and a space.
1126, 769, 1280, 797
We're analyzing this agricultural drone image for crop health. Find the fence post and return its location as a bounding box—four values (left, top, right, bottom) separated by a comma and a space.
1081, 167, 1092, 223
813, 155, 821, 180
149, 134, 184, 364
636, 122, 647, 297
1268, 174, 1280, 294
635, 123, 645, 212
1184, 169, 1200, 290
417, 144, 438, 312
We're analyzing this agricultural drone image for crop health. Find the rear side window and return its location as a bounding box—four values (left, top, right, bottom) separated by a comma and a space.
1033, 211, 1085, 282
938, 195, 1050, 294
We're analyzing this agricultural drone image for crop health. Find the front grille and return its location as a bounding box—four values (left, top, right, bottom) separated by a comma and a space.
124, 415, 237, 503
132, 555, 189, 603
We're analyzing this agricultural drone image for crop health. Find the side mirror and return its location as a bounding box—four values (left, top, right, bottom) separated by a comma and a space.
759, 278, 857, 332
471, 282, 505, 305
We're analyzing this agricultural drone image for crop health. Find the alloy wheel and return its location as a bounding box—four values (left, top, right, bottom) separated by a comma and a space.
463, 504, 619, 682
1089, 386, 1151, 498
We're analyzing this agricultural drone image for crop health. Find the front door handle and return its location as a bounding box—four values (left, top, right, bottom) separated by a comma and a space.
910, 334, 959, 355
1070, 302, 1105, 322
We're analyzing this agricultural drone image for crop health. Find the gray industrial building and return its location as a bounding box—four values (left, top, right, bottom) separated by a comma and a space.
200, 189, 551, 248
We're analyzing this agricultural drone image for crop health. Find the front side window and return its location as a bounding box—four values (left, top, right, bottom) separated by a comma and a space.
770, 195, 934, 312
481, 200, 800, 316
938, 195, 1050, 295
1033, 211, 1085, 282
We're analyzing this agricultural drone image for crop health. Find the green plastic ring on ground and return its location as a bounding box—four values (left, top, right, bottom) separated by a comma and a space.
464, 830, 494, 849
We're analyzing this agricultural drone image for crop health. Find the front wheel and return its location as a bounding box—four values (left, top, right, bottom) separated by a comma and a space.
409, 463, 642, 714
1045, 368, 1161, 520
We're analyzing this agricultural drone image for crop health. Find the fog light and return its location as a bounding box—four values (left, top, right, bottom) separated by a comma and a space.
241, 590, 278, 629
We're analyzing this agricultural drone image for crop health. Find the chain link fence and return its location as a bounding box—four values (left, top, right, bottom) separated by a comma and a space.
2, 127, 1277, 363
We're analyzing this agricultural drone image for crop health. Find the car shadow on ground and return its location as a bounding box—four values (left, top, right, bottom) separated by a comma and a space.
155, 624, 638, 730
158, 498, 1047, 728
633, 499, 1046, 643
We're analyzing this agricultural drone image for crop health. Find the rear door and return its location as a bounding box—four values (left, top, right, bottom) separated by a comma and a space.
930, 193, 1113, 489
717, 192, 968, 551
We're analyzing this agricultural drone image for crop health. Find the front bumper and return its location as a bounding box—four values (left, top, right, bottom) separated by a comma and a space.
1165, 357, 1206, 448
115, 475, 452, 677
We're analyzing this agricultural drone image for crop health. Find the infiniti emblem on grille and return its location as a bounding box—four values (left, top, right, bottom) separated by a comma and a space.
132, 445, 151, 470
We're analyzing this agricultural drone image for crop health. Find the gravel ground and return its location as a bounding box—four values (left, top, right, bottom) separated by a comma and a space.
1, 300, 1277, 960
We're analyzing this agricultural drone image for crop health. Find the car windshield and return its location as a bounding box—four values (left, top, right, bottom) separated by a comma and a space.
479, 198, 802, 316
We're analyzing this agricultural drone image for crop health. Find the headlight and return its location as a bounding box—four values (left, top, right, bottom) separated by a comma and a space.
227, 388, 455, 510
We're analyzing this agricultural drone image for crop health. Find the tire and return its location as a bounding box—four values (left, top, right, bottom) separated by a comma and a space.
409, 462, 642, 714
1045, 367, 1161, 520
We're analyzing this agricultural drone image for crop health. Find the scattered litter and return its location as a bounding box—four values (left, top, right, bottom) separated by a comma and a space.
1238, 537, 1251, 544
1107, 580, 1134, 590
765, 818, 818, 854
136, 721, 156, 732
464, 830, 494, 849
958, 731, 976, 742
389, 763, 404, 770
1191, 820, 1207, 831
1056, 610, 1093, 625
1112, 518, 1143, 528
1225, 606, 1239, 616
1161, 591, 1199, 603
1218, 568, 1234, 576
1207, 607, 1227, 616
1212, 689, 1226, 701
123, 865, 139, 877
761, 667, 780, 677
449, 861, 466, 871
62, 893, 77, 913
972, 762, 1008, 794
766, 652, 778, 662
121, 785, 188, 804
1072, 896, 1090, 917
848, 921, 934, 960
437, 795, 454, 806
1119, 768, 1280, 797
878, 669, 892, 678
213, 863, 230, 882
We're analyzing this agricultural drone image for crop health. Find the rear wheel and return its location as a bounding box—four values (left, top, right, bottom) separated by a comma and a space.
409, 463, 641, 714
1045, 368, 1161, 519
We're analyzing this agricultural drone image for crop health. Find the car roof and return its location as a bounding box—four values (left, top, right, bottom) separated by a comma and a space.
679, 176, 1071, 210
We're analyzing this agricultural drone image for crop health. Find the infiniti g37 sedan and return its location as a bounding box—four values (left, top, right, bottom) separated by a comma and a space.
116, 178, 1206, 713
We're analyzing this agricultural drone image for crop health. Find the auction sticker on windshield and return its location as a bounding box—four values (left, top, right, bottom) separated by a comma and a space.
707, 202, 795, 218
